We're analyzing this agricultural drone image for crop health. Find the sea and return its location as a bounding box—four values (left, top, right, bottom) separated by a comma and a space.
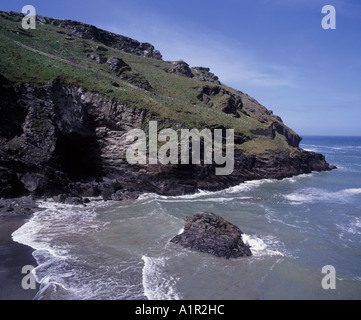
12, 136, 361, 300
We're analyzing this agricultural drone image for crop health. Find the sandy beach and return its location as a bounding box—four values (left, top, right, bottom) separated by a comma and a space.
0, 199, 39, 300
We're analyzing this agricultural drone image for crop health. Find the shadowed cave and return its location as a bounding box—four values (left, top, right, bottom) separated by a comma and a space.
54, 131, 103, 181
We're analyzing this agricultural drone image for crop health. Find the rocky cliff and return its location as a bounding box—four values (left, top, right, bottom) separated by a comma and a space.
36, 14, 163, 60
0, 75, 335, 199
0, 11, 335, 200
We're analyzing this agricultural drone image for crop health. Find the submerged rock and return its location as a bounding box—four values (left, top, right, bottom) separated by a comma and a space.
170, 212, 252, 259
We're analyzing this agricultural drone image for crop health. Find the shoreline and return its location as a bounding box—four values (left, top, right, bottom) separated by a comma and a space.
0, 169, 332, 300
0, 214, 39, 300
0, 197, 41, 300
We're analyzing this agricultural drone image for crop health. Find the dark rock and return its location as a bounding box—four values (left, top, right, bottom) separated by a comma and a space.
250, 125, 275, 139
171, 61, 193, 78
196, 86, 242, 117
34, 14, 163, 59
191, 67, 220, 84
0, 34, 336, 201
90, 54, 107, 64
111, 190, 123, 201
96, 45, 108, 52
0, 196, 42, 217
53, 193, 67, 203
272, 121, 302, 148
69, 182, 100, 198
101, 186, 114, 201
171, 212, 252, 259
121, 191, 140, 200
197, 85, 222, 97
64, 197, 84, 205
0, 167, 24, 198
220, 95, 242, 117
107, 57, 131, 75
20, 172, 47, 194
100, 178, 121, 201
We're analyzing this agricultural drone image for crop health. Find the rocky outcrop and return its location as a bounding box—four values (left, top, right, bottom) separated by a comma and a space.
6, 13, 155, 60
220, 95, 242, 117
196, 85, 243, 117
233, 92, 302, 147
250, 125, 275, 139
106, 57, 152, 90
0, 11, 336, 200
107, 57, 131, 75
170, 61, 193, 78
170, 212, 252, 259
272, 121, 302, 148
89, 54, 107, 64
2, 11, 163, 59
195, 84, 301, 146
0, 75, 336, 199
191, 67, 220, 84
0, 75, 151, 198
0, 196, 42, 218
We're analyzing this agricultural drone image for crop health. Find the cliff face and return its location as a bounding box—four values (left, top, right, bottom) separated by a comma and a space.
0, 76, 334, 199
1, 11, 162, 60
36, 15, 163, 60
0, 76, 152, 198
0, 11, 335, 199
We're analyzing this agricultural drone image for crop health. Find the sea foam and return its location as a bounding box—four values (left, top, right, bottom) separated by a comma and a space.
141, 256, 181, 300
242, 234, 286, 257
284, 187, 361, 204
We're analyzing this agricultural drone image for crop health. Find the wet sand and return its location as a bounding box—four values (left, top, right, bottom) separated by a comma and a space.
0, 215, 39, 300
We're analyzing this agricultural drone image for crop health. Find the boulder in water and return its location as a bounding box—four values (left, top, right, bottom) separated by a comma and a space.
170, 212, 252, 259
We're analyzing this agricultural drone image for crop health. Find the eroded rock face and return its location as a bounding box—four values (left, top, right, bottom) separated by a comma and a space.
191, 67, 220, 84
107, 57, 131, 75
196, 85, 243, 117
170, 61, 193, 78
0, 76, 335, 199
171, 212, 252, 259
36, 15, 163, 60
0, 12, 336, 201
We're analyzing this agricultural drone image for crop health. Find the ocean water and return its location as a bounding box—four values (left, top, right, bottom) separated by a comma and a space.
12, 136, 361, 300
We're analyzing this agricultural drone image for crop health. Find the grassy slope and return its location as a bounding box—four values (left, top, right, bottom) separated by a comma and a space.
0, 11, 291, 155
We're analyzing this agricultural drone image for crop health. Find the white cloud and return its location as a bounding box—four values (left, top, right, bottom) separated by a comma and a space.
101, 16, 296, 89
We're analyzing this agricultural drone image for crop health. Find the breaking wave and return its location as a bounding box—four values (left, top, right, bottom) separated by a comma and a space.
141, 256, 181, 300
242, 234, 287, 257
284, 188, 361, 204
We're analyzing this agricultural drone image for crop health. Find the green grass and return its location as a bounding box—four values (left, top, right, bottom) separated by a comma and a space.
0, 11, 292, 154
238, 132, 290, 154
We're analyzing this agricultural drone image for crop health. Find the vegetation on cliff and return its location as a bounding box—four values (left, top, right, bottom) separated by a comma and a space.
0, 11, 335, 199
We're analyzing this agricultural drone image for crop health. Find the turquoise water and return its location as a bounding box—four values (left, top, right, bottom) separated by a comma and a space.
12, 136, 361, 299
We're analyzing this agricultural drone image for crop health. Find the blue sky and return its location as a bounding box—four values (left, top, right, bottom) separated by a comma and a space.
2, 0, 361, 136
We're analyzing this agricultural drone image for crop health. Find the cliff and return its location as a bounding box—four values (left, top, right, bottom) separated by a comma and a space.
0, 11, 335, 199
